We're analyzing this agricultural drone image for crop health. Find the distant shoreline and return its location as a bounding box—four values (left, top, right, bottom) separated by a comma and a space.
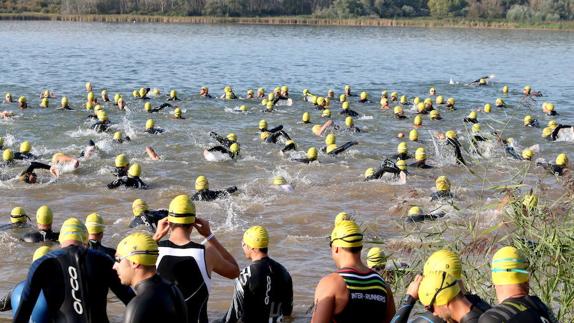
1, 13, 573, 31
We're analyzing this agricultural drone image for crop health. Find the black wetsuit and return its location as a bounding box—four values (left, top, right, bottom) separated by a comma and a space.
209, 132, 233, 148
291, 157, 316, 164
525, 120, 540, 128
281, 142, 296, 153
19, 161, 51, 183
221, 257, 293, 323
147, 103, 172, 113
124, 274, 187, 323
345, 126, 361, 133
447, 138, 466, 165
549, 124, 573, 141
537, 162, 565, 176
112, 166, 128, 178
145, 128, 164, 135
91, 121, 109, 133
463, 118, 478, 124
260, 125, 283, 134
365, 160, 402, 181
391, 153, 411, 161
87, 240, 116, 260
129, 210, 168, 233
14, 152, 37, 160
22, 229, 59, 243
478, 295, 557, 323
405, 211, 446, 223
107, 176, 148, 189
395, 114, 408, 119
192, 187, 238, 201
505, 146, 522, 160
392, 293, 490, 323
340, 109, 359, 117
409, 160, 433, 169
13, 245, 134, 323
157, 240, 211, 323
264, 130, 291, 144
323, 141, 359, 156
0, 222, 31, 232
207, 146, 238, 159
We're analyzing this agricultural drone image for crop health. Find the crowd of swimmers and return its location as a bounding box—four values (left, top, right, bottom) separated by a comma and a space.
0, 79, 570, 322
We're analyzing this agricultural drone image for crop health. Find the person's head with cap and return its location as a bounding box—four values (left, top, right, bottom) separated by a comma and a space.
272, 175, 293, 192
242, 225, 269, 259
115, 153, 129, 170
33, 246, 51, 262
334, 212, 352, 226
59, 217, 88, 247
36, 205, 53, 230
423, 249, 462, 280
330, 220, 363, 266
167, 194, 196, 231
10, 207, 28, 225
490, 246, 530, 303
128, 163, 141, 178
113, 232, 159, 287
132, 198, 149, 217
419, 271, 464, 320
435, 176, 451, 193
195, 175, 209, 192
366, 247, 387, 270
85, 213, 105, 241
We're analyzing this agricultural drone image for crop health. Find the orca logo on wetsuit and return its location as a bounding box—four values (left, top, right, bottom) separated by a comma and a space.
68, 266, 84, 315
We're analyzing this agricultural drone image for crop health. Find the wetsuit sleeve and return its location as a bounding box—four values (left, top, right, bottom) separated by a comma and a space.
268, 125, 283, 133
107, 178, 126, 189
136, 178, 148, 189
20, 161, 50, 176
329, 141, 358, 155
13, 258, 49, 322
390, 295, 416, 323
448, 139, 466, 165
149, 210, 168, 224
225, 186, 238, 194
551, 124, 572, 140
158, 103, 172, 110
291, 158, 311, 164
208, 146, 231, 154
0, 290, 11, 311
223, 270, 250, 323
283, 271, 294, 316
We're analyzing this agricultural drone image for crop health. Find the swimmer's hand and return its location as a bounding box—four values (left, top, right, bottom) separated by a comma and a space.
406, 274, 423, 300
153, 218, 170, 241
226, 186, 238, 194
192, 218, 212, 238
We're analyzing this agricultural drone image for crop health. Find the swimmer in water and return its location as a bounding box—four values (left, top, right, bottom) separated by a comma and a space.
410, 147, 433, 168
537, 153, 569, 176
107, 163, 148, 189
146, 146, 161, 160
260, 127, 292, 144
0, 207, 31, 231
404, 206, 446, 223
343, 117, 361, 133
113, 131, 131, 144
221, 86, 238, 100
85, 213, 116, 259
207, 132, 240, 159
57, 96, 73, 110
343, 84, 355, 97
246, 88, 255, 99
358, 91, 369, 103
271, 176, 294, 192
291, 147, 318, 164
137, 87, 151, 100
18, 161, 52, 183
339, 101, 359, 117
101, 89, 110, 102
4, 92, 13, 103
191, 175, 238, 201
321, 134, 358, 156
14, 141, 37, 160
523, 85, 542, 97
167, 89, 179, 101
364, 159, 407, 181
280, 140, 297, 154
172, 107, 185, 119
129, 198, 168, 233
1, 148, 15, 167
79, 140, 98, 159
0, 110, 15, 119
145, 102, 172, 113
91, 111, 110, 133
542, 102, 557, 116
50, 152, 80, 177
18, 96, 28, 109
112, 154, 129, 177
431, 175, 454, 201
392, 142, 411, 161
440, 131, 466, 165
394, 106, 407, 119
144, 119, 164, 134
200, 86, 213, 98
22, 205, 59, 243
523, 115, 540, 128
463, 111, 479, 124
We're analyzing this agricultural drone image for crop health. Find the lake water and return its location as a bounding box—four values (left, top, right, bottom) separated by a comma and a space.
0, 21, 573, 322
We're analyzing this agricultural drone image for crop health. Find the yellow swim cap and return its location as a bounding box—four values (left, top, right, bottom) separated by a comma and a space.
468, 111, 477, 120
259, 119, 267, 130
59, 217, 88, 243
18, 96, 27, 104
312, 125, 321, 134
397, 142, 408, 154
128, 163, 141, 177
301, 112, 311, 123
417, 103, 425, 113
268, 93, 275, 101
415, 147, 426, 161
132, 198, 149, 217
364, 167, 375, 178
168, 194, 196, 224
409, 129, 418, 141
20, 141, 31, 153
266, 101, 274, 111
523, 115, 533, 126
491, 246, 529, 285
484, 103, 492, 113
360, 91, 368, 100
548, 120, 558, 129
429, 110, 440, 120
400, 95, 408, 104
502, 85, 509, 94
479, 78, 486, 85
445, 130, 457, 139
344, 85, 350, 91
544, 102, 555, 112
413, 97, 421, 105
391, 91, 398, 98
239, 105, 248, 112
170, 89, 177, 98
272, 176, 286, 186
138, 87, 146, 98
61, 96, 69, 107
423, 249, 462, 279
521, 149, 534, 160
436, 96, 444, 105
325, 134, 336, 145
396, 159, 407, 171
339, 94, 347, 103
408, 206, 422, 216
101, 89, 107, 96
342, 101, 350, 110
317, 97, 325, 106
307, 147, 318, 161
496, 98, 505, 107
41, 98, 49, 108
381, 91, 388, 98
334, 212, 351, 226
523, 85, 531, 93
542, 127, 553, 138
10, 207, 27, 224
85, 213, 104, 234
413, 115, 422, 126
258, 87, 265, 95
556, 153, 568, 167
447, 97, 455, 106
321, 109, 331, 117
195, 175, 209, 191
247, 89, 254, 96
230, 143, 240, 154
116, 232, 159, 266
94, 104, 103, 112
87, 91, 94, 102
366, 247, 387, 269
227, 133, 237, 142
419, 271, 461, 307
394, 106, 403, 114
97, 111, 108, 122
33, 246, 51, 262
85, 101, 93, 110
113, 93, 121, 103
345, 117, 354, 128
261, 99, 268, 106
326, 144, 338, 154
114, 131, 122, 141
115, 154, 129, 167
435, 176, 450, 192
472, 123, 481, 133
243, 226, 269, 249
145, 119, 155, 129
144, 102, 152, 112
36, 205, 53, 225
330, 220, 363, 248
281, 85, 288, 92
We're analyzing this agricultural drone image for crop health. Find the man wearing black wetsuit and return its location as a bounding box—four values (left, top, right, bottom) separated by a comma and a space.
192, 176, 237, 201
22, 205, 59, 243
114, 232, 187, 323
85, 213, 116, 260
107, 163, 148, 189
479, 246, 557, 323
14, 218, 134, 323
220, 226, 293, 323
129, 198, 168, 233
19, 161, 51, 183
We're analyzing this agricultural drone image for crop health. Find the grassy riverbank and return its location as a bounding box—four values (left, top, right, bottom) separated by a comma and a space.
1, 13, 573, 31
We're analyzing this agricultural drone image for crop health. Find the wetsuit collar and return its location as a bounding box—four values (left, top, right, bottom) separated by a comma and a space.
133, 274, 162, 294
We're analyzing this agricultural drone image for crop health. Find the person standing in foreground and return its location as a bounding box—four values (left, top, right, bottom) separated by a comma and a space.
153, 194, 240, 323
312, 220, 395, 323
221, 225, 293, 323
113, 232, 187, 323
478, 246, 558, 323
14, 218, 134, 323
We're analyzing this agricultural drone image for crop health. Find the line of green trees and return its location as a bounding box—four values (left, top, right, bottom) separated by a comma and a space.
1, 0, 573, 21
